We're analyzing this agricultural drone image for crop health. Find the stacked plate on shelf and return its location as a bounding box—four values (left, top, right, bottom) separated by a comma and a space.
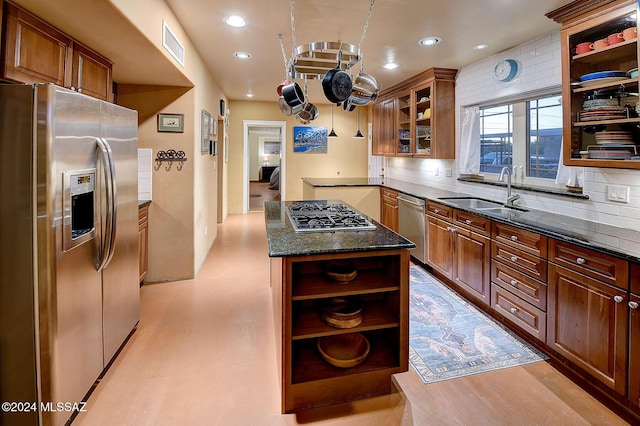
579, 108, 627, 121
579, 70, 627, 87
594, 130, 634, 144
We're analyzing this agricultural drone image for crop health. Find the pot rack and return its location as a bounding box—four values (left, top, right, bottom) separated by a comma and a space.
292, 41, 360, 80
284, 0, 373, 80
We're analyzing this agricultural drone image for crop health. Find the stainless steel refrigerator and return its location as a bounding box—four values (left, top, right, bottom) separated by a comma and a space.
0, 84, 140, 426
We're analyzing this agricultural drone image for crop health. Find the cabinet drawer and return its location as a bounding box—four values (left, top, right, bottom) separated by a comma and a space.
138, 205, 149, 225
381, 189, 398, 205
492, 241, 547, 282
549, 239, 628, 290
491, 260, 547, 311
453, 209, 491, 236
426, 201, 451, 220
492, 222, 547, 257
491, 284, 546, 342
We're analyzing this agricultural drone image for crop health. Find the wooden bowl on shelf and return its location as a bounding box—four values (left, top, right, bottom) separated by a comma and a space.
324, 260, 357, 284
317, 333, 370, 368
322, 297, 364, 329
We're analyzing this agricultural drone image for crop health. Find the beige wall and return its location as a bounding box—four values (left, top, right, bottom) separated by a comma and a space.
227, 101, 370, 213
112, 0, 226, 281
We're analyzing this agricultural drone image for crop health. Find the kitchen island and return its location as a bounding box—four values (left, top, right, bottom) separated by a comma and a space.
264, 200, 415, 413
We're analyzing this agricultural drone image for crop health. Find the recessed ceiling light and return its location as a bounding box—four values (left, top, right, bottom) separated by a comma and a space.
384, 62, 398, 70
473, 44, 488, 50
234, 52, 251, 59
246, 93, 254, 98
224, 15, 246, 27
418, 37, 441, 46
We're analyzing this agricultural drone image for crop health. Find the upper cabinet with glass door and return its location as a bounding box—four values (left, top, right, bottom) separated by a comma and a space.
372, 67, 457, 158
548, 0, 640, 169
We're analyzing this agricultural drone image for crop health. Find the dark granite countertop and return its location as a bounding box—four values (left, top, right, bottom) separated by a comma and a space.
301, 177, 640, 263
264, 200, 415, 258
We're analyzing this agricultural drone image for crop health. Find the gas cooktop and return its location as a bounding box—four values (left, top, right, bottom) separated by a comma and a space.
286, 202, 376, 232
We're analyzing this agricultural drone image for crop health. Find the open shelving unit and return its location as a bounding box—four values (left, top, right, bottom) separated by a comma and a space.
270, 249, 409, 413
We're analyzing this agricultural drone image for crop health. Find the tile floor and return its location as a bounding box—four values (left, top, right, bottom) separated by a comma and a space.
74, 212, 630, 425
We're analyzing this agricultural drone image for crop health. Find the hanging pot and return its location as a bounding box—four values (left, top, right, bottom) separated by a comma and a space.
322, 51, 353, 104
296, 102, 319, 122
279, 96, 305, 116
281, 64, 305, 108
276, 79, 290, 96
349, 66, 379, 106
343, 97, 356, 112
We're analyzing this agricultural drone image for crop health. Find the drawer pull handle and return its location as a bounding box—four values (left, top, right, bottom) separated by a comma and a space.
465, 219, 472, 225
630, 301, 639, 310
511, 235, 518, 241
510, 280, 518, 287
510, 307, 518, 314
510, 256, 518, 262
576, 257, 586, 265
434, 209, 440, 214
614, 295, 624, 304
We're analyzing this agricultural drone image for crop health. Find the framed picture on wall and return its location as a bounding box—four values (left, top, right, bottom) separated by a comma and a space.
201, 110, 212, 152
158, 113, 184, 133
293, 126, 328, 153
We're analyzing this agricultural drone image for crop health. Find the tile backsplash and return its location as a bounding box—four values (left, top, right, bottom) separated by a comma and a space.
138, 148, 152, 201
385, 30, 640, 242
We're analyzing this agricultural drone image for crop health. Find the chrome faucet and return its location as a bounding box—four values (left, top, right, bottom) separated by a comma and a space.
499, 166, 520, 206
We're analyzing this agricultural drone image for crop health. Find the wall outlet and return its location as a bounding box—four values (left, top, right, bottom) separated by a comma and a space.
204, 226, 208, 236
607, 185, 630, 203
445, 168, 452, 177
434, 168, 439, 176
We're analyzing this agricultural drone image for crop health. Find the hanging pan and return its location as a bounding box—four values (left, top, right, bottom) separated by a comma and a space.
349, 64, 379, 106
322, 50, 353, 104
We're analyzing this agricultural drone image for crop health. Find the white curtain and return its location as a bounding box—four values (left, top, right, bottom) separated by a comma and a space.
459, 106, 480, 175
554, 138, 583, 187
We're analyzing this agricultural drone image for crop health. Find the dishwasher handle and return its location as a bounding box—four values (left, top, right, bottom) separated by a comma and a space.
397, 194, 425, 208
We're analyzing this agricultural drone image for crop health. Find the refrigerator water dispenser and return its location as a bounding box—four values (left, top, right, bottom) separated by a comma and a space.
63, 169, 96, 251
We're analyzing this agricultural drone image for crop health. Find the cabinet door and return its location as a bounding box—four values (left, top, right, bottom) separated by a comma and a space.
2, 3, 72, 86
630, 292, 640, 407
72, 43, 112, 102
453, 226, 491, 305
547, 263, 628, 395
396, 92, 412, 155
372, 98, 395, 155
381, 199, 398, 232
426, 215, 453, 280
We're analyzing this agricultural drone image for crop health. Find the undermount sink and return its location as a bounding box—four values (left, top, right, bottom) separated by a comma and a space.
438, 197, 528, 213
438, 197, 504, 210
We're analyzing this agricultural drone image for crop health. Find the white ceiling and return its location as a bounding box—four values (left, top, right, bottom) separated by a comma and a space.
164, 0, 569, 103
11, 0, 571, 103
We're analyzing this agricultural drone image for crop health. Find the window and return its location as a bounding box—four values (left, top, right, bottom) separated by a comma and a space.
479, 94, 562, 180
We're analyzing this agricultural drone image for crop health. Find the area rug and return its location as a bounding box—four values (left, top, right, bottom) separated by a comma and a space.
409, 265, 547, 384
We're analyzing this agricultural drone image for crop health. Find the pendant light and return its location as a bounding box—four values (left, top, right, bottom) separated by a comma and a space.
328, 103, 338, 138
353, 107, 364, 139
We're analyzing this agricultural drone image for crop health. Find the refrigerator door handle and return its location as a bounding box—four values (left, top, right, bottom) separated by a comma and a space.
95, 138, 118, 271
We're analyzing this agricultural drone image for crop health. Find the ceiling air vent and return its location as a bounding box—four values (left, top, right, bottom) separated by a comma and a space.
162, 20, 185, 67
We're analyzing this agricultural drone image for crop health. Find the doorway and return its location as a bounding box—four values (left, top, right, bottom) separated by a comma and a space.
243, 121, 287, 213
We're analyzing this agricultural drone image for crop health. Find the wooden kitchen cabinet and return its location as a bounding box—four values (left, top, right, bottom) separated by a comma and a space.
547, 0, 640, 169
273, 249, 409, 413
629, 263, 640, 407
138, 204, 149, 284
2, 2, 72, 87
380, 188, 399, 232
426, 202, 491, 306
371, 98, 395, 155
1, 2, 112, 101
490, 223, 548, 341
547, 256, 629, 395
372, 68, 457, 158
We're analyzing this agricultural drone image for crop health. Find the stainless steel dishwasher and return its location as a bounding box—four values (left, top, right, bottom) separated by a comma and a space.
397, 194, 426, 263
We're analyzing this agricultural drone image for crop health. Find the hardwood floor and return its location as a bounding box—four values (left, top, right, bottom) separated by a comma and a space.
74, 212, 630, 425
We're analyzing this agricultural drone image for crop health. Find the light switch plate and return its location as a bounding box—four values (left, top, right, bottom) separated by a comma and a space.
607, 185, 630, 203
